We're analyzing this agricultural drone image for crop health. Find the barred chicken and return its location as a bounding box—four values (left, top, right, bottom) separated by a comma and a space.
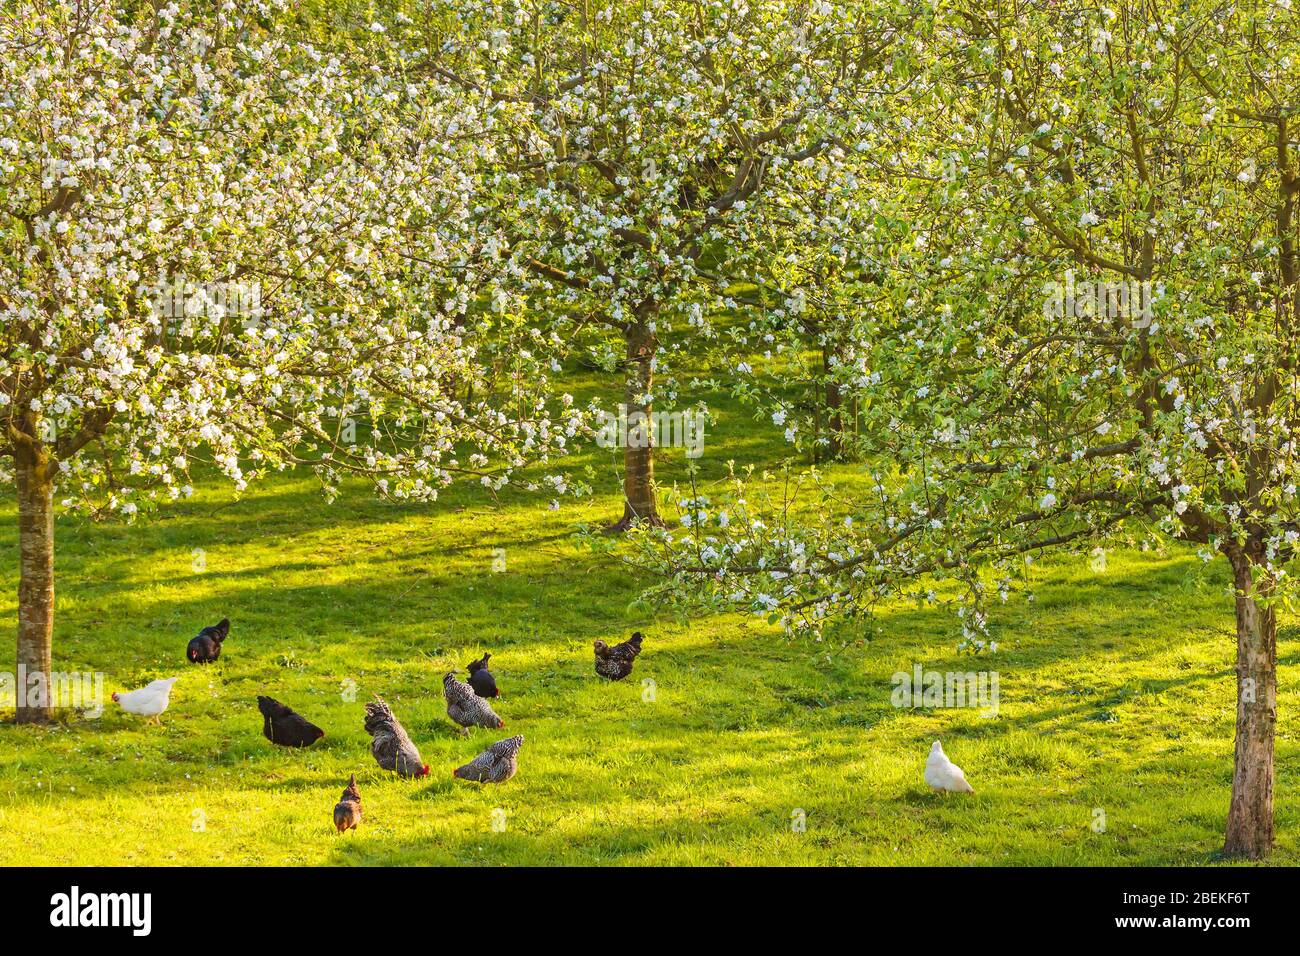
363, 697, 429, 778
186, 618, 230, 664
333, 774, 362, 833
258, 695, 325, 748
443, 672, 504, 731
594, 632, 644, 681
467, 653, 500, 699
453, 734, 524, 784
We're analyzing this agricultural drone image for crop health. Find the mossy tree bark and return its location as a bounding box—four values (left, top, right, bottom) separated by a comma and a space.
608, 318, 664, 532
15, 446, 55, 724
1223, 544, 1277, 859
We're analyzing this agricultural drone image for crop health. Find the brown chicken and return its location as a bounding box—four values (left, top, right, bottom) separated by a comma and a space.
333, 774, 362, 833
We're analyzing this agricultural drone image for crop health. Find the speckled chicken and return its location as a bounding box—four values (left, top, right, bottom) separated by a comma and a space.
467, 653, 500, 698
594, 631, 644, 681
333, 774, 362, 833
443, 672, 504, 731
453, 734, 524, 784
363, 697, 429, 778
258, 695, 325, 748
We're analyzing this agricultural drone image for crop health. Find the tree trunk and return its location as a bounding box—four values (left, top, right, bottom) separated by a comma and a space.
15, 448, 55, 724
822, 343, 847, 463
1223, 547, 1276, 859
608, 320, 664, 532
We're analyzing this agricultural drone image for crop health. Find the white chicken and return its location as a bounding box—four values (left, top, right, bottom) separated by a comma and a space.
111, 677, 178, 724
924, 740, 975, 794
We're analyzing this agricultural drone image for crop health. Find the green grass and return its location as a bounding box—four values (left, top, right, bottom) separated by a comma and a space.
0, 385, 1294, 865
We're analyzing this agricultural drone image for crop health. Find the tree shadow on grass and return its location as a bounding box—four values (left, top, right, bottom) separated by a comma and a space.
319, 798, 801, 866
0, 472, 1287, 867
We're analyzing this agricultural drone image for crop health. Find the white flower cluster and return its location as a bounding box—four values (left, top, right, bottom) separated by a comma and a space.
0, 2, 586, 514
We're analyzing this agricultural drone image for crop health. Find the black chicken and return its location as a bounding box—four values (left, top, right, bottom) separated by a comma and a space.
257, 695, 326, 747
594, 632, 644, 681
333, 774, 362, 833
186, 618, 230, 664
467, 653, 500, 699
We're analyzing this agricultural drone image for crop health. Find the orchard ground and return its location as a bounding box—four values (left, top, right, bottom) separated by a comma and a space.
0, 382, 1295, 866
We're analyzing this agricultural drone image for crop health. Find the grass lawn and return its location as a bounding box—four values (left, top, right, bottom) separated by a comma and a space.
0, 385, 1294, 866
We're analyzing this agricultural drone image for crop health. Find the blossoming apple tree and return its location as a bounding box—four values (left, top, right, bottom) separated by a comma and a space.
0, 0, 579, 722
714, 143, 892, 463
406, 0, 908, 527
636, 2, 1300, 859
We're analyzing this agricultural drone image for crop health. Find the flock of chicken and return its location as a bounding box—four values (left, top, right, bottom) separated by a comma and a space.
108, 620, 651, 833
